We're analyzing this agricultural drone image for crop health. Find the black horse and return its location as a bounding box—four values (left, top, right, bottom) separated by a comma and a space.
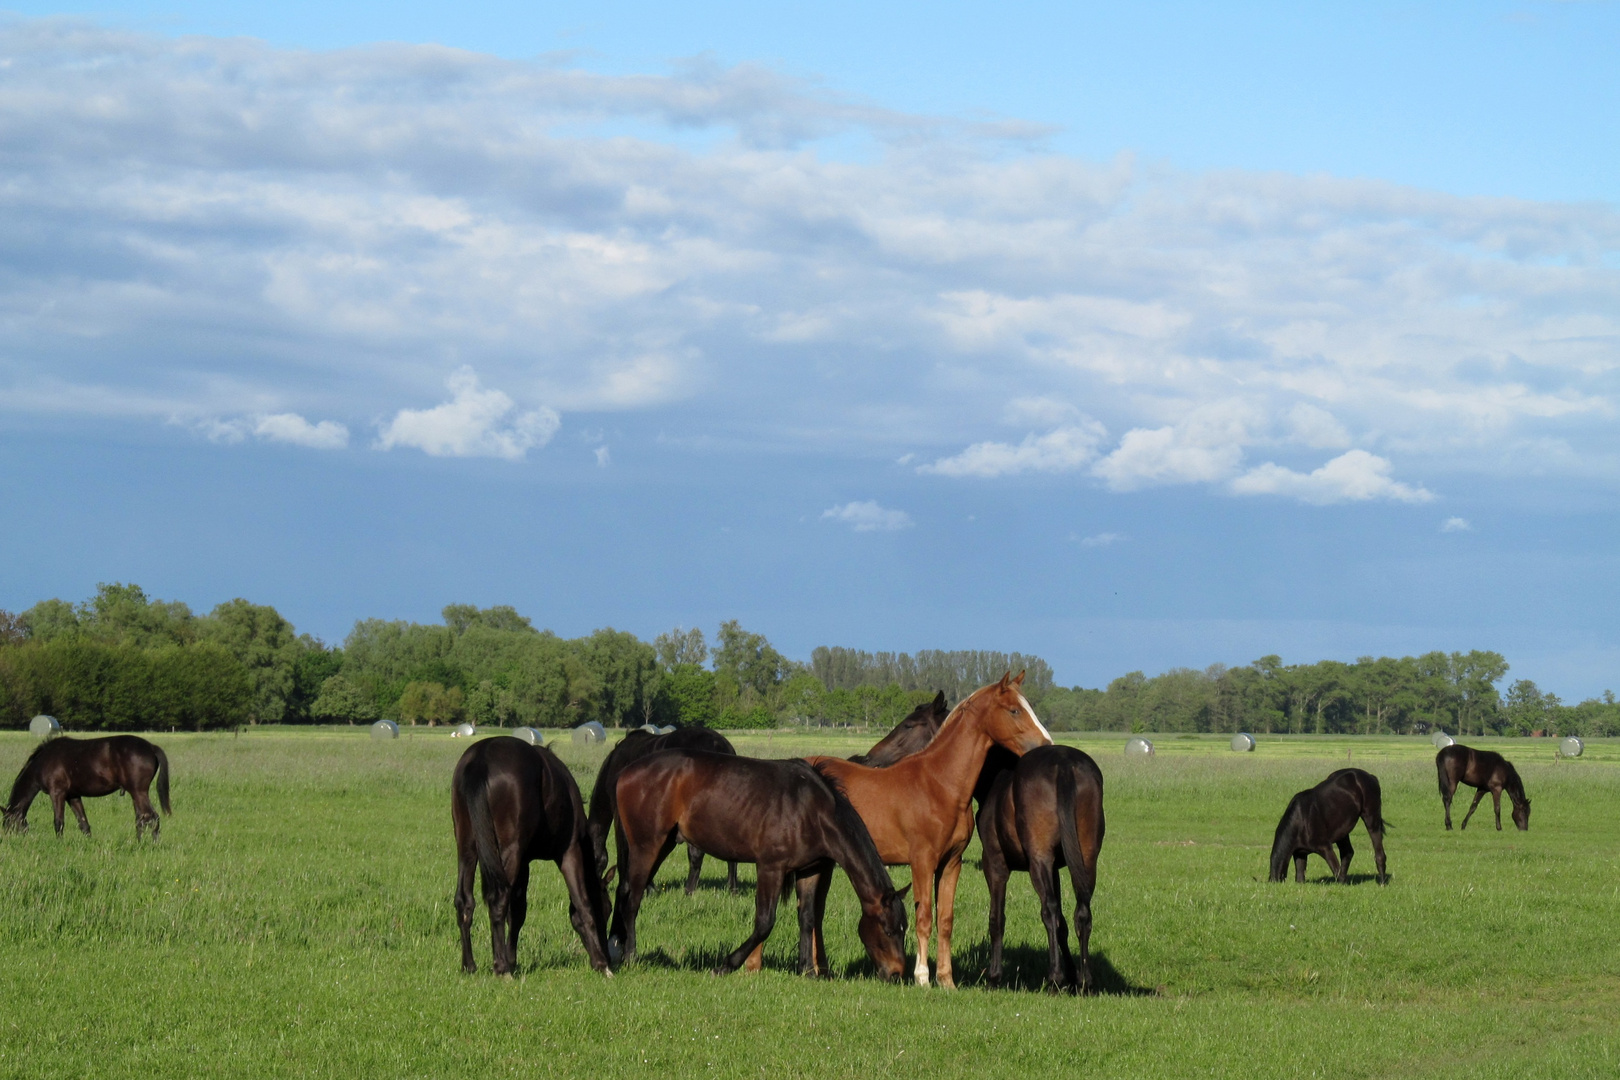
587, 726, 740, 893
849, 691, 950, 767
452, 736, 613, 976
976, 745, 1105, 992
609, 749, 909, 979
3, 735, 171, 839
1436, 744, 1530, 831
1269, 768, 1388, 885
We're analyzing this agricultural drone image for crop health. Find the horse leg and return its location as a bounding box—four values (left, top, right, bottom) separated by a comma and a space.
1029, 855, 1068, 992
483, 866, 513, 976
1335, 836, 1354, 883
1366, 824, 1388, 885
794, 869, 833, 976
455, 848, 479, 974
984, 853, 1010, 988
1294, 853, 1308, 883
1459, 788, 1487, 831
50, 791, 67, 837
132, 787, 158, 839
727, 860, 740, 894
611, 830, 677, 966
716, 868, 784, 974
556, 842, 611, 973
910, 860, 935, 987
506, 863, 530, 973
1319, 844, 1344, 883
684, 844, 704, 895
1491, 789, 1503, 831
68, 798, 91, 836
1442, 783, 1453, 830
934, 854, 964, 990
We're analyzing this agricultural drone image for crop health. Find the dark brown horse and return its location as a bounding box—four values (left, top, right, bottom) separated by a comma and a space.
3, 735, 171, 839
587, 726, 740, 894
452, 736, 612, 976
977, 745, 1105, 992
805, 672, 1052, 987
849, 691, 949, 767
608, 750, 909, 979
1269, 768, 1388, 884
1436, 744, 1530, 831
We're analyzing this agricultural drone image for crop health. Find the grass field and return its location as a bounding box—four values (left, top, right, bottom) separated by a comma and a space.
0, 727, 1616, 1079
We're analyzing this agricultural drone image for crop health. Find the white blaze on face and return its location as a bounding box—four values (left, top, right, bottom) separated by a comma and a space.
1017, 692, 1053, 744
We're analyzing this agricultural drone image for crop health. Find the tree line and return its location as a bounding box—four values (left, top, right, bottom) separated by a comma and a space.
1, 584, 1614, 737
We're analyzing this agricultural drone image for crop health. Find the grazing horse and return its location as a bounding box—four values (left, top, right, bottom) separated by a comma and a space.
1269, 768, 1388, 884
609, 750, 909, 979
3, 735, 171, 839
1436, 745, 1530, 831
451, 736, 612, 976
587, 726, 740, 894
804, 672, 1053, 988
977, 745, 1105, 992
849, 691, 950, 767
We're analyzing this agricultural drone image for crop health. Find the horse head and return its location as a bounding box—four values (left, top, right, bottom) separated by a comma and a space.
1512, 797, 1531, 831
0, 805, 24, 834
967, 671, 1053, 755
858, 882, 911, 982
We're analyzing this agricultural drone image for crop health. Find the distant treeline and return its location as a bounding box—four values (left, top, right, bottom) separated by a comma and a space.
1, 584, 1614, 737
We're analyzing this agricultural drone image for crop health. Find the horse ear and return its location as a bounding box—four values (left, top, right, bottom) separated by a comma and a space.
932, 690, 947, 712
998, 671, 1012, 690
602, 865, 617, 888
1012, 669, 1026, 687
891, 883, 912, 902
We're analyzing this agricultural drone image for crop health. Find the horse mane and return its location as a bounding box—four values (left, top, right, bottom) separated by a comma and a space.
1503, 760, 1529, 804
5, 739, 56, 809
805, 759, 890, 889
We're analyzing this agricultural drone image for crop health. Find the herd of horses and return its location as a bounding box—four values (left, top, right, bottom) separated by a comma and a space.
1, 680, 1537, 993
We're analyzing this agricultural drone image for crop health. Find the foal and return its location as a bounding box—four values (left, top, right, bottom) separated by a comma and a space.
849, 692, 949, 767
3, 735, 171, 839
1269, 768, 1388, 885
1436, 745, 1530, 831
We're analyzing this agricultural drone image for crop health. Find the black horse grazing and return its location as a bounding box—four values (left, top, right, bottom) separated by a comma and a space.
609, 750, 909, 979
976, 745, 1105, 992
587, 726, 740, 894
849, 691, 950, 767
3, 735, 171, 839
1436, 744, 1530, 831
1269, 768, 1388, 885
452, 736, 613, 976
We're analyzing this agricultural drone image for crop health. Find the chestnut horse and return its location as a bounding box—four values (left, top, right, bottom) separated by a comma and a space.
848, 691, 950, 767
1268, 768, 1388, 885
1436, 745, 1530, 831
608, 750, 909, 979
451, 736, 612, 975
3, 735, 170, 839
805, 672, 1052, 987
587, 726, 740, 894
977, 744, 1105, 992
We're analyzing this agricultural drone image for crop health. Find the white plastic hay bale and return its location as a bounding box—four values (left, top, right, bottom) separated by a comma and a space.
572, 721, 607, 745
1558, 736, 1584, 758
636, 724, 660, 735
450, 722, 476, 738
514, 726, 545, 746
1124, 737, 1154, 758
29, 714, 61, 740
1431, 732, 1456, 749
370, 719, 399, 740
1230, 732, 1256, 752
655, 725, 676, 735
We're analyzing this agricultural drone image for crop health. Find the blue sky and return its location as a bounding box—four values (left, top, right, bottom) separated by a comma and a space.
2, 2, 1618, 696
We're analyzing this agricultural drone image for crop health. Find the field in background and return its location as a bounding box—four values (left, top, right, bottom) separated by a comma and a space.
0, 727, 1616, 1079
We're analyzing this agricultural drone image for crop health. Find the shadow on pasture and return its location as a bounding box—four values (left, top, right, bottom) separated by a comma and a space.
1307, 872, 1388, 887
948, 944, 1156, 996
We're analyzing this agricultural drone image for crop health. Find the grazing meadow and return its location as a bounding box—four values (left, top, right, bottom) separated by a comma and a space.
0, 728, 1616, 1079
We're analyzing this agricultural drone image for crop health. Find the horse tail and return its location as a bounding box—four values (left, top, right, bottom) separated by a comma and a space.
1055, 763, 1092, 902
1359, 772, 1384, 834
463, 752, 508, 896
154, 745, 172, 815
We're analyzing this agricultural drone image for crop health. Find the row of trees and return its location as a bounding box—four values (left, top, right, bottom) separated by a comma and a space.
2, 584, 1615, 737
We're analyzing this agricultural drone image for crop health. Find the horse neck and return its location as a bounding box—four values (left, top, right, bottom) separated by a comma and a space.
909, 698, 995, 791
5, 766, 40, 814
1503, 766, 1527, 804
826, 824, 892, 910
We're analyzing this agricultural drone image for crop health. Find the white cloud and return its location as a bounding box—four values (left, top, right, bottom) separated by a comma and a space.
376, 368, 560, 461
1442, 516, 1473, 532
1229, 450, 1435, 505
253, 413, 349, 450
1090, 400, 1259, 491
919, 423, 1106, 478
594, 445, 611, 467
821, 501, 915, 532
1284, 403, 1353, 450
1079, 532, 1127, 548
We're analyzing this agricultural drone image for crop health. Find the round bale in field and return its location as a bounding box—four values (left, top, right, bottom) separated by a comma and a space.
654, 725, 676, 735
514, 726, 545, 746
1125, 736, 1154, 758
636, 724, 660, 735
572, 721, 607, 745
450, 722, 476, 738
370, 719, 399, 740
29, 714, 61, 740
1559, 736, 1584, 758
1431, 732, 1455, 749
1230, 732, 1256, 752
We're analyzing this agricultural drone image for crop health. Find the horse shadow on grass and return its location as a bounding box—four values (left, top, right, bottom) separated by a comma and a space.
945, 942, 1157, 996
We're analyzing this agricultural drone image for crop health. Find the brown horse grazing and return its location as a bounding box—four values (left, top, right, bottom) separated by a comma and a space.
587, 727, 740, 894
3, 735, 171, 839
849, 691, 950, 767
608, 750, 909, 980
452, 736, 612, 976
1436, 745, 1530, 831
804, 672, 1052, 988
977, 745, 1105, 992
1269, 768, 1388, 884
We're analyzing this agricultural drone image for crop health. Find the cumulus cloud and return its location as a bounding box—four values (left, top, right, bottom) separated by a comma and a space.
821, 501, 915, 532
198, 413, 348, 449
376, 368, 559, 460
1442, 516, 1473, 532
919, 423, 1107, 478
1229, 450, 1434, 505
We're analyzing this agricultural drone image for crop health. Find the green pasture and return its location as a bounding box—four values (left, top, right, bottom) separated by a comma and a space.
0, 727, 1616, 1079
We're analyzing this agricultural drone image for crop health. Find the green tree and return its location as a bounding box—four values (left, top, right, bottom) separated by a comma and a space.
662, 663, 718, 728
398, 681, 466, 726
654, 627, 708, 669
198, 598, 301, 723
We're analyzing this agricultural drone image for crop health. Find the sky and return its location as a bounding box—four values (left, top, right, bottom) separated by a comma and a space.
2, 2, 1618, 696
